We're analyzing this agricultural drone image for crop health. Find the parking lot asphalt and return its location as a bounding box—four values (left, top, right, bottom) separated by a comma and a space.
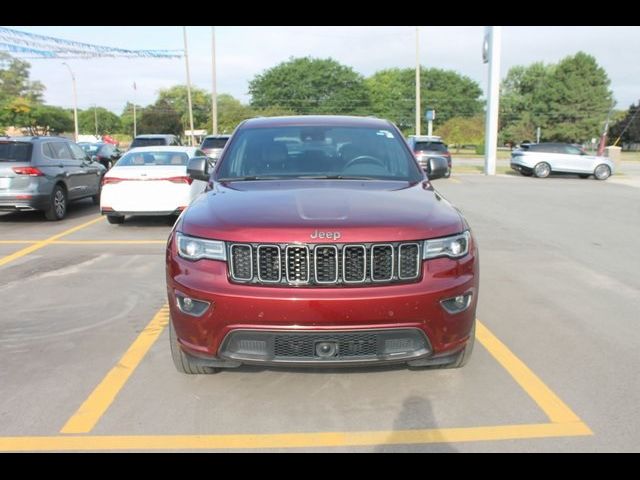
0, 174, 638, 452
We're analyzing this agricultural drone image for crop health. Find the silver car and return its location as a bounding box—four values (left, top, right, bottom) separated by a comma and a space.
200, 134, 230, 161
510, 142, 614, 180
0, 136, 105, 220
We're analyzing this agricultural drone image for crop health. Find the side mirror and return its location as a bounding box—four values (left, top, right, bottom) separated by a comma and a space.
424, 156, 448, 180
187, 156, 211, 182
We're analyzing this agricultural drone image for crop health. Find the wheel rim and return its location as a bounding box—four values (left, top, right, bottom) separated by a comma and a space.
536, 163, 550, 177
595, 165, 610, 179
54, 190, 65, 217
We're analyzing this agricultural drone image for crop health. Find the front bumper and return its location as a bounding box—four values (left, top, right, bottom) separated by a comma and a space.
166, 235, 479, 367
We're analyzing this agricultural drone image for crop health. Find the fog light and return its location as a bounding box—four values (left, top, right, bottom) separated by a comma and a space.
176, 295, 210, 317
315, 341, 338, 358
440, 293, 472, 314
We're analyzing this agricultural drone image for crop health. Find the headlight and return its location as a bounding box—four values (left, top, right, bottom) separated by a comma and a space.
176, 232, 226, 261
423, 231, 470, 260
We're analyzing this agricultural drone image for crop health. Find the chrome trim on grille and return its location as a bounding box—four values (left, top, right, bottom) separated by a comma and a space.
342, 244, 367, 283
285, 244, 310, 284
398, 242, 421, 280
314, 245, 338, 284
229, 243, 253, 281
257, 244, 282, 283
370, 244, 394, 282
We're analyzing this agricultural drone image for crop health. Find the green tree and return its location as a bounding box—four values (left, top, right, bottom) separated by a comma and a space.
8, 102, 73, 135
214, 94, 254, 134
609, 101, 640, 145
366, 67, 483, 134
138, 99, 182, 136
78, 107, 121, 135
158, 85, 211, 130
500, 52, 613, 144
119, 102, 143, 135
249, 57, 371, 115
435, 116, 485, 151
0, 52, 45, 105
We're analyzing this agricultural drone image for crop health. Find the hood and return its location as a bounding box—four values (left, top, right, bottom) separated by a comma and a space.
181, 180, 465, 243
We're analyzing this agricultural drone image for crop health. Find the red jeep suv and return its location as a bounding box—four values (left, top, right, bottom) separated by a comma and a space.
166, 116, 478, 374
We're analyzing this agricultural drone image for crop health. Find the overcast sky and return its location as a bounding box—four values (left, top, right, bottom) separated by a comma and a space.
6, 26, 640, 114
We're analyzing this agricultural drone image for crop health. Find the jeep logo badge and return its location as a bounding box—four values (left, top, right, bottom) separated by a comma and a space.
310, 230, 342, 241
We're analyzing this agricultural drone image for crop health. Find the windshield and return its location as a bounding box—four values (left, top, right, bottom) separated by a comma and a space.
79, 144, 101, 154
414, 141, 447, 152
0, 142, 33, 162
131, 138, 168, 148
116, 151, 189, 167
201, 138, 228, 149
216, 126, 422, 182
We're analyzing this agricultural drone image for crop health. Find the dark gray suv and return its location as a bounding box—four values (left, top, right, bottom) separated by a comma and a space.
0, 136, 105, 220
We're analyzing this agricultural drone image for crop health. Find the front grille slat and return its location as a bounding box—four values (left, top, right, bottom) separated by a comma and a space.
229, 242, 421, 286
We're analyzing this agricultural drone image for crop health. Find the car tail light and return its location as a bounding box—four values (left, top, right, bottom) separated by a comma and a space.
101, 177, 127, 186
12, 166, 44, 176
166, 176, 193, 185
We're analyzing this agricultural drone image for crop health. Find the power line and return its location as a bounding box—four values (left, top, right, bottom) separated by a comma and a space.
0, 27, 182, 59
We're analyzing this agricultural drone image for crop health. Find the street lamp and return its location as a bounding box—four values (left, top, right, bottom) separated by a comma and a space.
62, 62, 79, 142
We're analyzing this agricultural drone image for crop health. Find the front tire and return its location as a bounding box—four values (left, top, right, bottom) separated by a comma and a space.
170, 318, 219, 374
45, 185, 67, 221
594, 164, 611, 180
533, 162, 551, 178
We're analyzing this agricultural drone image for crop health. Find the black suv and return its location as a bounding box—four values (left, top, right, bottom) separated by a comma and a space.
0, 136, 105, 220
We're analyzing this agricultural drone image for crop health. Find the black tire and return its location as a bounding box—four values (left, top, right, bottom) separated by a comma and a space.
44, 184, 67, 221
446, 320, 475, 368
444, 168, 451, 178
533, 162, 551, 178
170, 318, 219, 374
107, 214, 125, 224
594, 164, 611, 181
579, 174, 590, 179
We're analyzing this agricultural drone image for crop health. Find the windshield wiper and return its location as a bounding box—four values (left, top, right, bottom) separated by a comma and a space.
293, 175, 380, 180
216, 176, 288, 182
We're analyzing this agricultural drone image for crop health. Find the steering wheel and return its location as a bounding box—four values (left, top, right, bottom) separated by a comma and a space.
343, 155, 386, 170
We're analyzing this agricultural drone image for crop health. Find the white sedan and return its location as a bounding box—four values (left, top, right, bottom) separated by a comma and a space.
100, 146, 209, 224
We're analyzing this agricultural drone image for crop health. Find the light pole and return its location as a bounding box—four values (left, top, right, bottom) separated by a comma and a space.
483, 26, 501, 176
211, 26, 218, 135
415, 26, 421, 136
183, 26, 196, 146
62, 62, 79, 142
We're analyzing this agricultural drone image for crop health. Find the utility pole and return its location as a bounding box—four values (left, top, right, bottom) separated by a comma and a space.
536, 126, 541, 144
133, 82, 137, 138
183, 26, 196, 147
483, 26, 501, 176
211, 26, 218, 135
415, 26, 421, 136
94, 105, 98, 136
62, 62, 79, 142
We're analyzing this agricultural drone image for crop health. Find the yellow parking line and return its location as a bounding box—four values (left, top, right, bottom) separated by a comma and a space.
476, 320, 587, 425
0, 422, 592, 451
60, 305, 170, 434
53, 240, 166, 245
0, 216, 104, 268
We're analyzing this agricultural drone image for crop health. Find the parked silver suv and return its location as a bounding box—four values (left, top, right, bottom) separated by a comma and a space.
510, 142, 615, 180
0, 136, 105, 220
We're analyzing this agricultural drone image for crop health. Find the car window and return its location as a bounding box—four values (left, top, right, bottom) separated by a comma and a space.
116, 151, 189, 166
0, 141, 33, 162
43, 142, 72, 160
564, 145, 584, 155
217, 126, 423, 182
414, 141, 447, 152
131, 138, 167, 148
68, 143, 88, 161
201, 138, 228, 149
